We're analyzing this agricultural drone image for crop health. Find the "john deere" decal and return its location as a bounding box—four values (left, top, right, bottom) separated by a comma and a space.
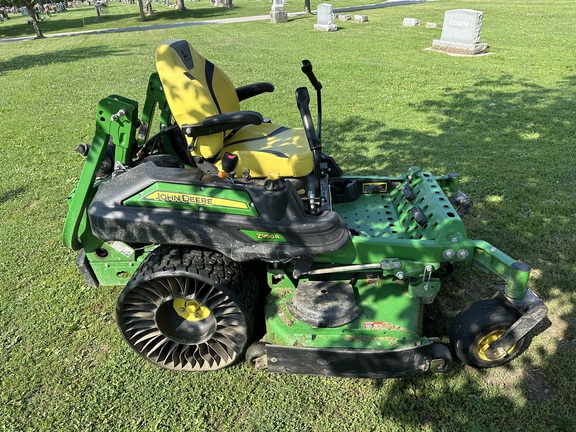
145, 191, 247, 209
123, 183, 259, 216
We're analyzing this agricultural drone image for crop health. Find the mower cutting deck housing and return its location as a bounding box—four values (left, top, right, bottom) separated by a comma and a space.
63, 40, 547, 378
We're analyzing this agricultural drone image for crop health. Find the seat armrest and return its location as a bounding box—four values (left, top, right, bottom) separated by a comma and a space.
182, 111, 263, 137
235, 82, 275, 102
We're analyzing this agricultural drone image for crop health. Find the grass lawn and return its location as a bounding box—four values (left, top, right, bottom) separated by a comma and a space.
0, 0, 377, 39
0, 0, 575, 430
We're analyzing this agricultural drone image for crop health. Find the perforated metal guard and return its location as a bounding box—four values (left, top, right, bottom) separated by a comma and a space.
334, 173, 464, 244
336, 195, 401, 238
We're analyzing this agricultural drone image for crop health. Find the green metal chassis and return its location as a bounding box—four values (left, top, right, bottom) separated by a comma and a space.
62, 73, 546, 373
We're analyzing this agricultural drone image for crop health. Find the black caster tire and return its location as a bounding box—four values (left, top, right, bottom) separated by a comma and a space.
116, 246, 259, 371
449, 298, 529, 369
245, 341, 268, 370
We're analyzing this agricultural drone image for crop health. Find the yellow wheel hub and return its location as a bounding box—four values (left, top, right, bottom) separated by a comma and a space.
477, 330, 516, 361
173, 298, 211, 321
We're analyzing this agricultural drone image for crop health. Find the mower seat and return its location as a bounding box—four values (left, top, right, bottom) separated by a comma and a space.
155, 40, 314, 178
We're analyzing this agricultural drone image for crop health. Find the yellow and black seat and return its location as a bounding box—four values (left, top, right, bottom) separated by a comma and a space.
155, 40, 314, 179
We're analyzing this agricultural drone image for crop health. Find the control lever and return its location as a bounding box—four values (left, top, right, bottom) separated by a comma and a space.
295, 87, 321, 212
301, 60, 322, 140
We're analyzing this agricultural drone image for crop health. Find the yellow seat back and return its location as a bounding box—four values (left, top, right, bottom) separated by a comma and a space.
155, 40, 240, 158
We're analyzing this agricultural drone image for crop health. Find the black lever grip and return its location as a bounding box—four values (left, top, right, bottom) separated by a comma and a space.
295, 87, 320, 150
301, 60, 323, 91
295, 85, 310, 107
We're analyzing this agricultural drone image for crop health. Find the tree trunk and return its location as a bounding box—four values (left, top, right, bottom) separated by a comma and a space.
137, 0, 146, 21
24, 0, 44, 38
31, 16, 44, 38
175, 0, 186, 11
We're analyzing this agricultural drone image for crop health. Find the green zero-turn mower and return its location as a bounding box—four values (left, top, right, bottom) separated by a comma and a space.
63, 40, 548, 377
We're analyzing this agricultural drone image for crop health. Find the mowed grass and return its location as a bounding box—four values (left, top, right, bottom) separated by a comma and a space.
0, 0, 575, 430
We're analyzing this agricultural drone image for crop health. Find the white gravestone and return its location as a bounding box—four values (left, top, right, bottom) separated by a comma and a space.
403, 18, 421, 27
314, 4, 337, 32
432, 9, 488, 55
270, 0, 287, 23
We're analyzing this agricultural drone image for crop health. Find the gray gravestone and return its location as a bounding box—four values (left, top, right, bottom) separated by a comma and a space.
270, 0, 287, 23
314, 4, 337, 32
432, 9, 488, 55
337, 14, 351, 21
354, 15, 368, 23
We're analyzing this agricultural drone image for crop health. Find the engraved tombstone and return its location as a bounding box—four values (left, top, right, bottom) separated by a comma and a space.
270, 0, 287, 24
314, 3, 337, 32
432, 9, 488, 55
403, 18, 421, 27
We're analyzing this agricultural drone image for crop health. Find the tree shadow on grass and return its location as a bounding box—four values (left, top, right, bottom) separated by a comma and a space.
0, 46, 131, 73
321, 75, 575, 429
0, 186, 27, 206
0, 11, 143, 39
374, 363, 574, 430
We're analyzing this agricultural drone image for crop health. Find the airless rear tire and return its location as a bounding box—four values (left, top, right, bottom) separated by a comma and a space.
116, 246, 259, 371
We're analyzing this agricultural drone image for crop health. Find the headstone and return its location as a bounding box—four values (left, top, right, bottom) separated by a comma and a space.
314, 4, 337, 32
337, 14, 351, 21
432, 9, 488, 55
212, 0, 233, 6
354, 15, 368, 23
403, 18, 421, 27
426, 22, 440, 29
22, 7, 29, 16
270, 0, 287, 23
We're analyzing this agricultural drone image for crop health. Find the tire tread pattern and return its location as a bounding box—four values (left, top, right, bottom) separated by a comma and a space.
117, 246, 260, 371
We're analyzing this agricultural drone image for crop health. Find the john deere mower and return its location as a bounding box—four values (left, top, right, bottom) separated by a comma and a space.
63, 40, 547, 377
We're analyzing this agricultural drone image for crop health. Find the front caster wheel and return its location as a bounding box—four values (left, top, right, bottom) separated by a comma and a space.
449, 298, 529, 369
116, 247, 259, 371
245, 341, 268, 370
